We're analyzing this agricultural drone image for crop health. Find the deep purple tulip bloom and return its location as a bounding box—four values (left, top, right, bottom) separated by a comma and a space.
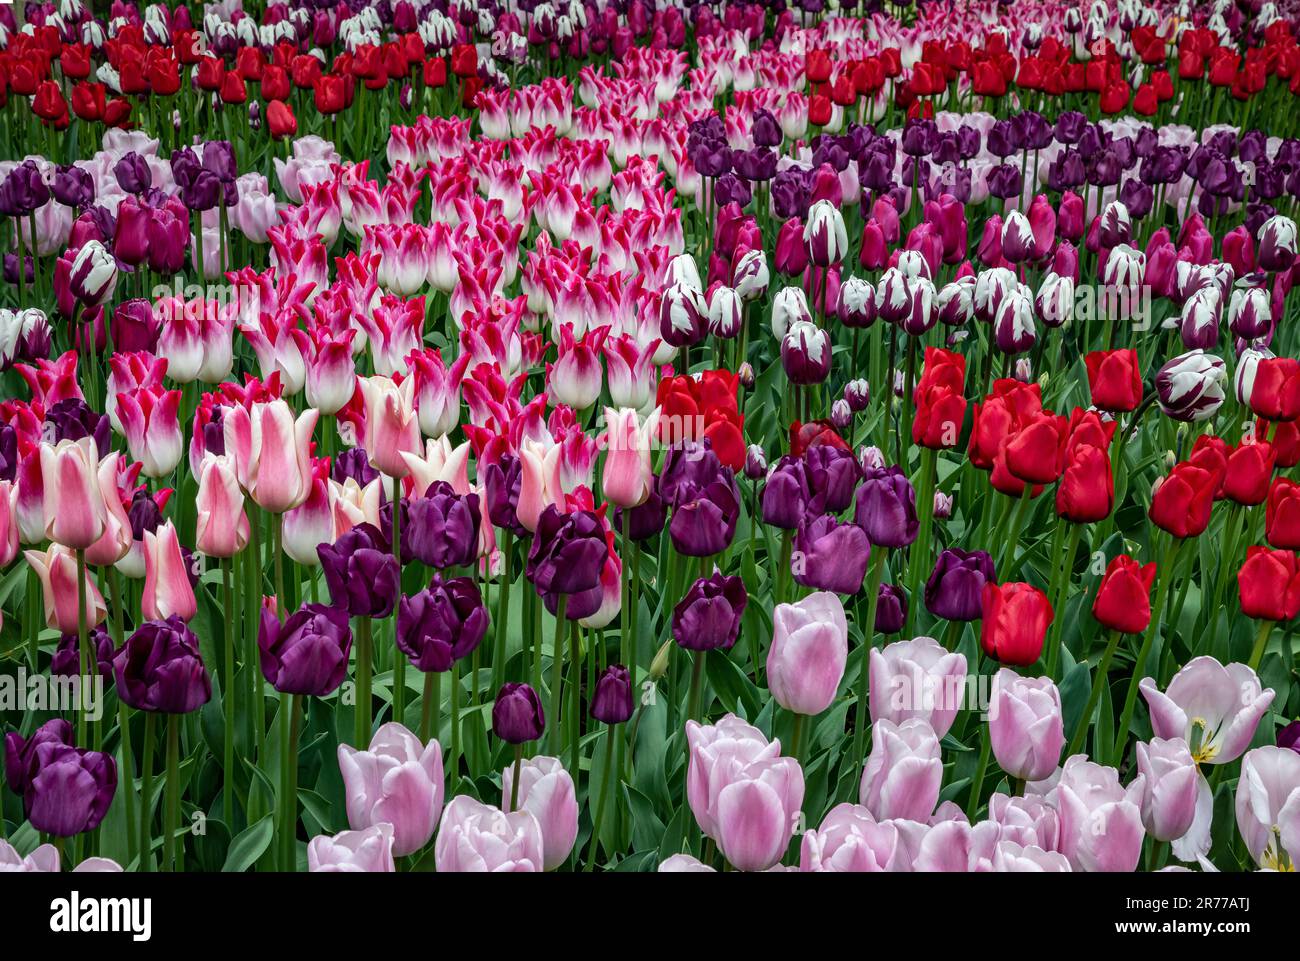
734, 146, 778, 182
111, 299, 161, 354
407, 481, 480, 569
714, 173, 752, 208
45, 398, 111, 458
659, 441, 723, 505
925, 548, 997, 621
0, 160, 50, 215
875, 583, 907, 634
1279, 720, 1300, 755
590, 664, 634, 724
853, 466, 919, 548
987, 164, 1024, 201
52, 164, 96, 208
396, 575, 489, 673
526, 506, 608, 597
901, 118, 938, 156
481, 453, 525, 536
793, 513, 870, 595
52, 626, 114, 679
24, 742, 116, 837
113, 616, 212, 714
752, 108, 782, 148
614, 486, 667, 542
318, 524, 401, 619
331, 446, 380, 487
0, 423, 15, 482
113, 152, 152, 194
672, 572, 747, 651
492, 682, 545, 743
1054, 110, 1088, 144
4, 719, 73, 796
805, 439, 859, 513
259, 601, 353, 696
762, 455, 810, 529
669, 470, 741, 557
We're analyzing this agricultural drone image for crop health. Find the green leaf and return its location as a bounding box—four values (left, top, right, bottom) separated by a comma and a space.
222, 813, 274, 872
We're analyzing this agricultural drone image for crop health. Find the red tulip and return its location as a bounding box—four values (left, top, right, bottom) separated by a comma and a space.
1055, 443, 1113, 523
1093, 555, 1157, 634
1004, 411, 1069, 485
1248, 358, 1300, 421
267, 99, 297, 140
980, 582, 1053, 666
1085, 349, 1142, 412
1238, 546, 1300, 621
1267, 478, 1300, 549
1221, 441, 1276, 507
1149, 463, 1216, 538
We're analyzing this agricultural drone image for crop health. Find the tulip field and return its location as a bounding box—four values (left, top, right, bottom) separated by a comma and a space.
2, 0, 1300, 884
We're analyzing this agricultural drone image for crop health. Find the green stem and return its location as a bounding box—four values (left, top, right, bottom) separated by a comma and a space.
1046, 523, 1083, 679
850, 548, 889, 773
281, 694, 301, 871
966, 721, 992, 820
355, 617, 373, 747
449, 659, 461, 793
548, 594, 568, 756
392, 495, 405, 725
163, 713, 180, 872
138, 712, 156, 871
106, 567, 135, 863
687, 649, 706, 723
584, 725, 616, 872
569, 619, 581, 781
420, 670, 440, 744
1066, 629, 1123, 758
492, 531, 513, 695
1247, 619, 1273, 673
222, 558, 236, 827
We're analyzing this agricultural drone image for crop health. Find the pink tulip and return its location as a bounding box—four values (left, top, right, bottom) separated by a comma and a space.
223, 399, 319, 513
547, 325, 606, 411
1135, 738, 1201, 843
0, 840, 60, 872
399, 435, 471, 497
603, 333, 660, 413
363, 295, 425, 378
1236, 746, 1300, 870
365, 223, 431, 297
84, 453, 134, 568
515, 437, 563, 533
356, 374, 420, 480
768, 591, 848, 717
990, 840, 1071, 872
988, 668, 1064, 782
307, 824, 396, 873
433, 795, 545, 872
1139, 655, 1274, 765
116, 384, 183, 478
195, 454, 250, 559
24, 544, 107, 633
142, 521, 197, 622
657, 854, 716, 872
17, 352, 82, 407
601, 407, 655, 509
985, 792, 1060, 853
869, 636, 968, 737
686, 713, 781, 840
39, 438, 106, 550
106, 351, 168, 434
859, 717, 942, 822
0, 480, 18, 568
338, 722, 444, 857
282, 458, 332, 565
911, 818, 1003, 871
1053, 755, 1146, 872
409, 347, 469, 438
501, 755, 578, 871
239, 307, 310, 396
302, 325, 357, 416
800, 803, 919, 872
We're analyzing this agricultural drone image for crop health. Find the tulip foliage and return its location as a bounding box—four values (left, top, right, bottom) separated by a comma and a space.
4, 0, 1300, 878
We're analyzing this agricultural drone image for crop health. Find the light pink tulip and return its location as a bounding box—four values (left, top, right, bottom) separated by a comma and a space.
1235, 745, 1300, 870
0, 840, 60, 872
501, 755, 578, 871
1054, 755, 1147, 872
39, 438, 106, 550
911, 818, 1002, 871
1139, 656, 1275, 765
988, 668, 1064, 782
195, 454, 250, 559
1135, 738, 1201, 843
990, 840, 1071, 872
768, 591, 848, 717
24, 544, 107, 633
338, 722, 444, 857
601, 407, 655, 509
985, 792, 1060, 852
117, 384, 183, 479
869, 635, 968, 737
800, 803, 918, 872
515, 437, 562, 533
657, 853, 716, 872
685, 714, 780, 839
357, 374, 420, 479
223, 399, 319, 513
84, 453, 133, 567
859, 717, 943, 822
714, 756, 806, 872
142, 521, 197, 622
399, 435, 471, 497
433, 795, 545, 872
307, 824, 396, 873
0, 480, 18, 568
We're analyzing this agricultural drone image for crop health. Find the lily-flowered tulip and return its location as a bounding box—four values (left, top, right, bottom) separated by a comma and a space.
869, 636, 968, 737
195, 454, 250, 559
307, 824, 396, 873
601, 406, 656, 509
434, 795, 545, 872
356, 374, 420, 480
1139, 656, 1274, 765
224, 399, 319, 513
1235, 746, 1300, 871
116, 384, 182, 478
39, 437, 106, 549
989, 668, 1064, 782
338, 722, 444, 857
501, 756, 578, 871
24, 544, 107, 633
142, 520, 197, 622
859, 718, 942, 822
768, 591, 848, 716
1053, 755, 1147, 872
1135, 738, 1201, 843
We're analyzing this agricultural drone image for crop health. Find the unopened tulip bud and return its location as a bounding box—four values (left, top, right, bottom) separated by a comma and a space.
857, 445, 884, 473
830, 398, 852, 430
737, 362, 755, 389
650, 639, 673, 680
933, 490, 953, 519
744, 444, 767, 480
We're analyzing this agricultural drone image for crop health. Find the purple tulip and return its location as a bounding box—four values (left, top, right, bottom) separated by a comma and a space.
613, 486, 667, 542
52, 626, 114, 680
793, 514, 869, 595
331, 447, 380, 488
853, 465, 918, 548
761, 455, 810, 529
259, 601, 353, 696
112, 615, 212, 714
406, 481, 480, 569
925, 548, 996, 621
52, 165, 95, 209
668, 469, 740, 558
493, 682, 546, 744
481, 453, 525, 536
45, 398, 110, 458
526, 506, 608, 611
23, 742, 116, 837
673, 571, 747, 651
590, 664, 633, 724
396, 575, 488, 673
875, 582, 907, 634
4, 719, 74, 796
318, 523, 401, 619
